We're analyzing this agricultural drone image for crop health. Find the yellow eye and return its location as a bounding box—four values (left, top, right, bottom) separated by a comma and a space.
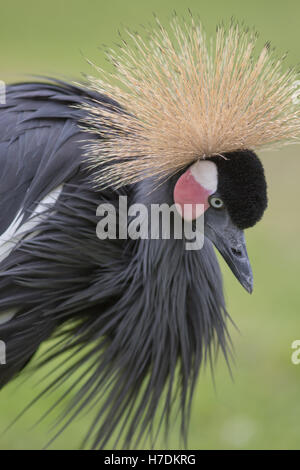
209, 196, 224, 209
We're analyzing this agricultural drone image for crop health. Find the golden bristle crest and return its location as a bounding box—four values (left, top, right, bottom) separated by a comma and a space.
81, 16, 300, 188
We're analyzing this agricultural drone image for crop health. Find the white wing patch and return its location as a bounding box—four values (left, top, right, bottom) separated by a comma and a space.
0, 308, 17, 325
0, 185, 63, 263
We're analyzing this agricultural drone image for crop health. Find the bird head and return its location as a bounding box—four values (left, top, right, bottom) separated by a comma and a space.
173, 149, 267, 292
81, 15, 300, 291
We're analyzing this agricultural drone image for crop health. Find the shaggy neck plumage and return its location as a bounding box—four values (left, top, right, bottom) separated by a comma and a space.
0, 171, 231, 448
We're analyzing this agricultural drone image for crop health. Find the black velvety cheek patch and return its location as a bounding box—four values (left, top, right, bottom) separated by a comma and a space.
208, 150, 268, 229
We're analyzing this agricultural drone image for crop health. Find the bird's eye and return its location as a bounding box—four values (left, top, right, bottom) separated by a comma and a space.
209, 196, 224, 209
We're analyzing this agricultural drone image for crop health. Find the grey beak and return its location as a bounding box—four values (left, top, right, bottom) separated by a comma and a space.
205, 210, 253, 293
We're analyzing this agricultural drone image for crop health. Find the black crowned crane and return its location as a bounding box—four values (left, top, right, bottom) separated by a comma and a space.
0, 18, 299, 449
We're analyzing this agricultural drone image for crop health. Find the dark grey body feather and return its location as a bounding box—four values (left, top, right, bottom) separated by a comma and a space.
0, 82, 230, 448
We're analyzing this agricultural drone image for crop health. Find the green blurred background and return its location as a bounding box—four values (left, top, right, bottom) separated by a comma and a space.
1, 0, 300, 450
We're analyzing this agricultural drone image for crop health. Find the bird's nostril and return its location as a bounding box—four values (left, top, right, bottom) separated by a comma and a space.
231, 247, 243, 257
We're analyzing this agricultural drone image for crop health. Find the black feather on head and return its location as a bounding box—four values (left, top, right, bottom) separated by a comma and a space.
208, 150, 268, 229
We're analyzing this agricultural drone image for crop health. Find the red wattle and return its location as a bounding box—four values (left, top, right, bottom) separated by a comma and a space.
174, 169, 211, 221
